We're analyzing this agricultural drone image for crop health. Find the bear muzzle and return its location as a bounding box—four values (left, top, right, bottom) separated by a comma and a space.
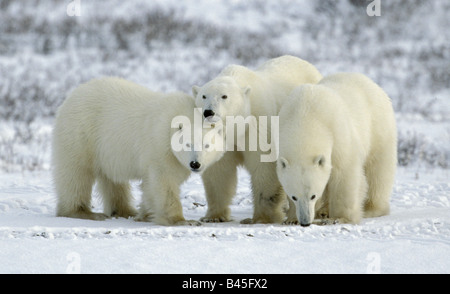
203, 109, 215, 119
189, 161, 202, 172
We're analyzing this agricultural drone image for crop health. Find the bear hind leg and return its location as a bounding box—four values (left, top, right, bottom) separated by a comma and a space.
97, 174, 137, 218
364, 149, 396, 218
55, 168, 108, 220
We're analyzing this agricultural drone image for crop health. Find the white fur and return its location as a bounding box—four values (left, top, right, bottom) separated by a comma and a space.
277, 73, 397, 226
52, 77, 224, 226
192, 56, 323, 223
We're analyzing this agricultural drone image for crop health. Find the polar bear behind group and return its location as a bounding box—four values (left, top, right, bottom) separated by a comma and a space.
52, 55, 397, 226
192, 56, 323, 224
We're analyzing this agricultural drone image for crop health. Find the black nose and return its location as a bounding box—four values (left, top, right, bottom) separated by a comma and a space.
300, 223, 311, 227
190, 161, 201, 170
203, 109, 215, 118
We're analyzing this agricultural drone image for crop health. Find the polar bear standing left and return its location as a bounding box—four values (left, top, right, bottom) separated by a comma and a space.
52, 77, 225, 226
192, 56, 323, 223
277, 73, 397, 226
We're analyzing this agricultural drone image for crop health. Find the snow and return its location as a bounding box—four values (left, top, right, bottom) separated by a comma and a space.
0, 168, 449, 274
0, 0, 449, 274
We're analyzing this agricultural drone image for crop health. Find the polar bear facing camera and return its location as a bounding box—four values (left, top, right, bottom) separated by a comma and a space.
277, 73, 397, 226
52, 77, 225, 226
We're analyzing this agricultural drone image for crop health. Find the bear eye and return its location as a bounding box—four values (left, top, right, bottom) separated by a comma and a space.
292, 196, 298, 201
204, 144, 210, 149
202, 95, 207, 99
311, 195, 316, 200
186, 143, 191, 148
222, 95, 228, 99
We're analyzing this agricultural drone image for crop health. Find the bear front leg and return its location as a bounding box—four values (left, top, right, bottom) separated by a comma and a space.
97, 173, 137, 218
200, 151, 241, 222
139, 173, 201, 226
241, 162, 286, 224
327, 166, 367, 225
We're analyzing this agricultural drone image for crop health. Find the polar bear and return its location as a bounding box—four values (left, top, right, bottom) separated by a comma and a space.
192, 56, 323, 223
277, 73, 397, 226
52, 77, 225, 226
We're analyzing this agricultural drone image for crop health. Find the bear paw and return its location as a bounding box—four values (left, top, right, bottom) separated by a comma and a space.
175, 220, 202, 226
283, 219, 299, 225
200, 216, 230, 223
240, 216, 280, 224
111, 208, 138, 219
240, 218, 254, 224
90, 212, 110, 221
59, 211, 109, 221
314, 218, 340, 226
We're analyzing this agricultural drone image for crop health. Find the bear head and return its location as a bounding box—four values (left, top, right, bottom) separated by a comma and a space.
192, 76, 251, 124
277, 153, 332, 227
170, 108, 225, 174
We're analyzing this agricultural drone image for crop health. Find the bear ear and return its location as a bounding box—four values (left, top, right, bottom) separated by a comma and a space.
242, 86, 251, 97
192, 85, 201, 97
279, 157, 289, 169
314, 155, 326, 167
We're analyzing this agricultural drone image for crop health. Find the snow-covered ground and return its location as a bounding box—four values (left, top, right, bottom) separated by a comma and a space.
0, 167, 449, 274
0, 0, 449, 274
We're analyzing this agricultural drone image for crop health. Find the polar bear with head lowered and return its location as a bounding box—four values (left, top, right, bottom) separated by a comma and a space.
52, 77, 224, 226
192, 56, 322, 223
277, 73, 397, 226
